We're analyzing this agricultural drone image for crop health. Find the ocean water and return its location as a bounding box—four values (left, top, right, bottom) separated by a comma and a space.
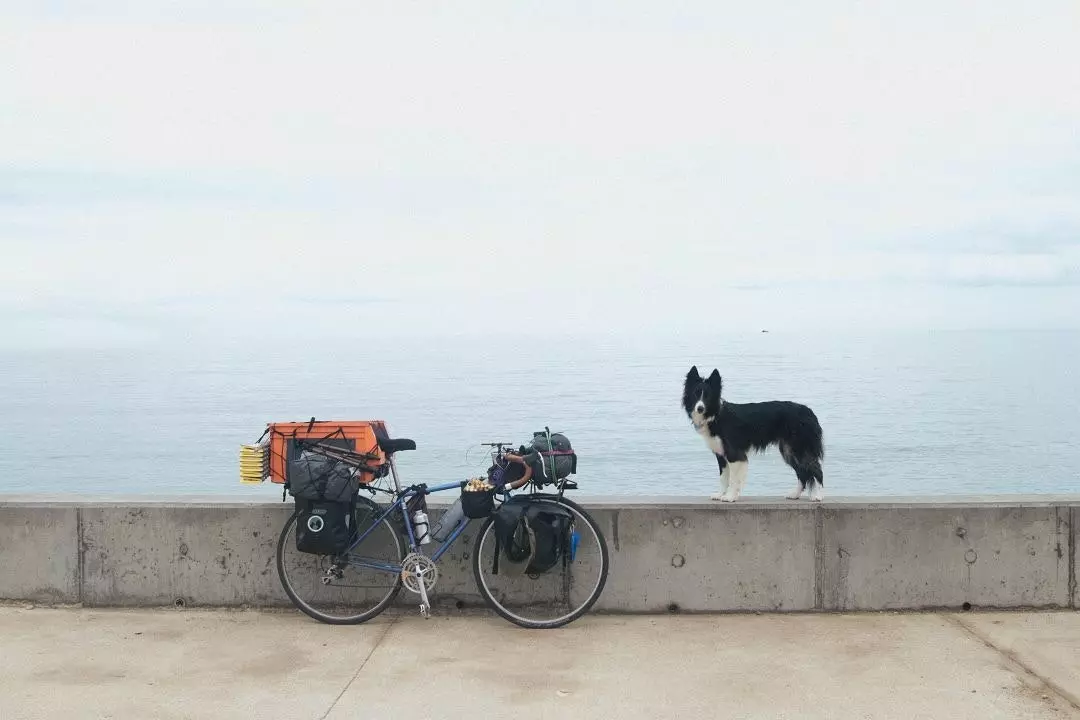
1, 330, 1077, 498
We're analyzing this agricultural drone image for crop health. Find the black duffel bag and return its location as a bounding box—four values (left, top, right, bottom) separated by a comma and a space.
288, 451, 360, 555
521, 432, 577, 487
288, 450, 360, 502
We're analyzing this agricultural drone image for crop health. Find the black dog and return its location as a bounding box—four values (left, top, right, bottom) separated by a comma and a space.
683, 366, 824, 502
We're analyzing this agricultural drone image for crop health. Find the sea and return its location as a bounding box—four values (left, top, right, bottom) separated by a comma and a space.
1, 329, 1077, 498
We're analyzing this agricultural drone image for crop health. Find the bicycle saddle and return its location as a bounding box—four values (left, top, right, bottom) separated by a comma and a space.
377, 436, 416, 454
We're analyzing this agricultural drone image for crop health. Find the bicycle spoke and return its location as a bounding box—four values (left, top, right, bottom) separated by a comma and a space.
472, 496, 609, 629
276, 497, 404, 624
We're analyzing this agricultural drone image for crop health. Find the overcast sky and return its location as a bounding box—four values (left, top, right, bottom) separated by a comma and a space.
3, 1, 1079, 347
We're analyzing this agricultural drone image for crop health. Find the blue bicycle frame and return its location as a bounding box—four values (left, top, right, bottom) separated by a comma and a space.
343, 480, 476, 574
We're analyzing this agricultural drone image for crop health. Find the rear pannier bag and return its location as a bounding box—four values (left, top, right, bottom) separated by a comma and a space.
294, 499, 355, 555
288, 450, 359, 554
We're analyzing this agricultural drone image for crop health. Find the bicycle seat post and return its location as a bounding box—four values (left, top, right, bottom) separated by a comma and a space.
387, 454, 403, 494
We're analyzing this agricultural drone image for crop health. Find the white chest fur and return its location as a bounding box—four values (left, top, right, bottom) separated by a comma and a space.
696, 421, 725, 457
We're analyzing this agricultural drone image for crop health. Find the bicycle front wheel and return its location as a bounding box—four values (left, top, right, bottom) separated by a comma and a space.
276, 495, 404, 625
472, 495, 609, 629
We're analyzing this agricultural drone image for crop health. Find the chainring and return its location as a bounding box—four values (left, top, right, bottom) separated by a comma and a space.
400, 552, 439, 595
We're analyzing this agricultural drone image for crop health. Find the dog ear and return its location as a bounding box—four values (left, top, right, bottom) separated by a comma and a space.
686, 366, 701, 381
707, 369, 722, 385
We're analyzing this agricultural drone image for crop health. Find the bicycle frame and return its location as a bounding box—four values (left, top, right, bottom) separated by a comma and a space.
279, 429, 600, 628
343, 479, 472, 574
335, 438, 565, 576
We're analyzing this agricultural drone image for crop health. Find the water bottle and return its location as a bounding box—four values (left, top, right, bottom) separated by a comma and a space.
430, 497, 466, 542
412, 509, 431, 545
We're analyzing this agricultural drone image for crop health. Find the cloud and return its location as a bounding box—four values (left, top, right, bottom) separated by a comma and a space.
2, 1, 1080, 345
943, 251, 1080, 287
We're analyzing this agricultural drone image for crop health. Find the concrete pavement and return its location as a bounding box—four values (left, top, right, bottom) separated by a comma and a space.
1, 607, 1078, 719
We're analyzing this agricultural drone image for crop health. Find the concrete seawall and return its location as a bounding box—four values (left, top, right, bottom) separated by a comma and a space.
2, 495, 1078, 612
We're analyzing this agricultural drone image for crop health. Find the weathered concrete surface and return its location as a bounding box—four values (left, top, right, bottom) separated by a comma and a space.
1073, 506, 1079, 609
594, 506, 817, 611
956, 612, 1080, 709
2, 495, 1079, 612
0, 607, 386, 720
0, 608, 1077, 720
80, 505, 293, 606
0, 506, 78, 603
820, 506, 1073, 611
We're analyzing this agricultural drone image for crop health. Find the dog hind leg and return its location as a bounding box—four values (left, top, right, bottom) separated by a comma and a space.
792, 454, 825, 502
809, 462, 825, 502
780, 442, 805, 499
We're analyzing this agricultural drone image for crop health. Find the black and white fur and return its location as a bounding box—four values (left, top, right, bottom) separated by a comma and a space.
683, 366, 825, 503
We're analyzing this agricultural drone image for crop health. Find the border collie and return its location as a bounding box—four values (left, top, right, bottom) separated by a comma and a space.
682, 366, 825, 503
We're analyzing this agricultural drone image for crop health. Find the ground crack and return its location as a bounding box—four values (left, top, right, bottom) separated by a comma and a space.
943, 613, 1080, 713
320, 616, 398, 720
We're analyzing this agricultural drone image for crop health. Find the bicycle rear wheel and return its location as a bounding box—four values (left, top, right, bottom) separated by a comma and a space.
276, 495, 403, 625
472, 495, 609, 629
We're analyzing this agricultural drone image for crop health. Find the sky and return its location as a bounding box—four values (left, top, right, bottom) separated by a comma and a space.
3, 1, 1080, 348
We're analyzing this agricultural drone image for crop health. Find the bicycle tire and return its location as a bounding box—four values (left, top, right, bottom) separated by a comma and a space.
276, 495, 403, 625
471, 494, 609, 629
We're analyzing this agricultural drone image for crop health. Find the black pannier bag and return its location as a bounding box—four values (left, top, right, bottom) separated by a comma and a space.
294, 499, 355, 555
288, 450, 360, 554
493, 498, 532, 570
492, 499, 574, 575
524, 504, 574, 573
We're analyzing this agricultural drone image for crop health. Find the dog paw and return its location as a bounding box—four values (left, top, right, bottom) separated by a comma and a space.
719, 493, 738, 503
809, 491, 824, 503
785, 490, 804, 500
709, 493, 726, 501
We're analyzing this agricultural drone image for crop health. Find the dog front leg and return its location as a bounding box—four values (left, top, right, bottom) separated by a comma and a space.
721, 460, 748, 502
710, 455, 729, 501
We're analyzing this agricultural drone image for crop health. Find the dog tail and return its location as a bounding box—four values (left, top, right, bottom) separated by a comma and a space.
795, 406, 824, 462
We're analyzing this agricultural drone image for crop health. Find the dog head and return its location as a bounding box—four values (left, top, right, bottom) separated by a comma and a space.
683, 366, 723, 427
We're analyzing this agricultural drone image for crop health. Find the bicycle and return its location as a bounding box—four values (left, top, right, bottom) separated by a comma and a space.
275, 429, 610, 629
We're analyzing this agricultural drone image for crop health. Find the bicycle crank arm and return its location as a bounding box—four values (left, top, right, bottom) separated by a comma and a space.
416, 566, 431, 618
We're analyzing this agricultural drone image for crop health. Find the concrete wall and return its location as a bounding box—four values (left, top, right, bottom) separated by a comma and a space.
2, 495, 1078, 612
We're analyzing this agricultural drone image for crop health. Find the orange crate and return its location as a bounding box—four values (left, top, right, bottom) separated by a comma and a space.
267, 420, 390, 486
